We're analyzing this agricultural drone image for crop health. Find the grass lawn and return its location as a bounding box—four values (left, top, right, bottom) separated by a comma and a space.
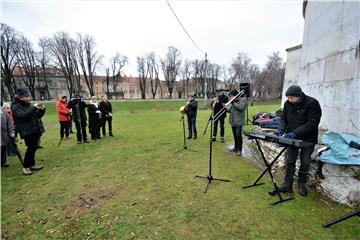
1, 99, 359, 239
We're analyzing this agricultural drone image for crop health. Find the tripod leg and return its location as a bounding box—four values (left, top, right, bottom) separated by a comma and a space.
323, 209, 360, 228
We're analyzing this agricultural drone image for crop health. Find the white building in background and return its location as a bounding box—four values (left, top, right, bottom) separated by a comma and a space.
283, 0, 360, 136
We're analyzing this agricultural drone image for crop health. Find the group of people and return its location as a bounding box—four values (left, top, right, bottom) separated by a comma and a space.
184, 85, 321, 197
3, 84, 322, 197
184, 89, 247, 156
1, 87, 115, 176
56, 94, 114, 144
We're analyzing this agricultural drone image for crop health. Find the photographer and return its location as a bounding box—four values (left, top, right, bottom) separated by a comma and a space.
211, 90, 229, 142
11, 87, 45, 175
67, 94, 89, 144
56, 96, 71, 140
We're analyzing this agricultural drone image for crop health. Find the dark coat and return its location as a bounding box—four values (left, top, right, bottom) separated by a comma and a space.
213, 94, 229, 120
67, 99, 87, 122
1, 111, 15, 146
186, 99, 198, 118
11, 98, 45, 139
278, 93, 322, 144
99, 100, 112, 118
87, 104, 101, 132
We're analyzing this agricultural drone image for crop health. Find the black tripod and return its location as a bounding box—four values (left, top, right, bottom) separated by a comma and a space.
323, 209, 360, 228
175, 115, 196, 153
245, 99, 253, 125
195, 109, 230, 193
242, 139, 294, 206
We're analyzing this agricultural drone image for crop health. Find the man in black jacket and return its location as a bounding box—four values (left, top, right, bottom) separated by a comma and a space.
186, 94, 198, 140
11, 87, 45, 175
99, 95, 113, 137
211, 90, 229, 142
67, 94, 89, 144
273, 85, 322, 196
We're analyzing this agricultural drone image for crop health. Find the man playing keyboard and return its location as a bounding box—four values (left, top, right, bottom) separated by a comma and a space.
273, 85, 322, 196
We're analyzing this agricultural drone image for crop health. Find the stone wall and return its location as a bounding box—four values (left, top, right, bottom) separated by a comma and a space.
282, 1, 360, 136
244, 127, 360, 207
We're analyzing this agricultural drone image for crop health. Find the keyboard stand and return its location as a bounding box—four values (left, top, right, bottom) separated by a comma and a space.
243, 138, 294, 206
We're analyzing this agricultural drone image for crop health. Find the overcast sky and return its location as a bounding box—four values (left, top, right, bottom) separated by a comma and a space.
1, 0, 304, 76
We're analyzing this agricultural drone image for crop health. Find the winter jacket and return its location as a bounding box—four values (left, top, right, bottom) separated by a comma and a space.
67, 99, 87, 122
186, 99, 198, 118
99, 100, 112, 118
1, 110, 15, 146
57, 100, 71, 121
226, 97, 247, 127
278, 93, 322, 144
213, 94, 229, 120
87, 103, 101, 132
11, 98, 45, 139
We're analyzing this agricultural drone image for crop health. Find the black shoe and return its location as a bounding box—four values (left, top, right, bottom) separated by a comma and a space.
268, 183, 293, 195
186, 136, 192, 139
38, 146, 44, 149
193, 136, 197, 140
211, 137, 216, 142
298, 184, 308, 196
109, 134, 114, 137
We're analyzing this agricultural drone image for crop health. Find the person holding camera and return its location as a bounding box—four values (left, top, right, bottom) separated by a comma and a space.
11, 87, 45, 175
211, 90, 229, 143
56, 96, 71, 140
67, 94, 89, 144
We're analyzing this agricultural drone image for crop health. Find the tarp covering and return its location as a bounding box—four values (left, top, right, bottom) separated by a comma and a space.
320, 131, 360, 165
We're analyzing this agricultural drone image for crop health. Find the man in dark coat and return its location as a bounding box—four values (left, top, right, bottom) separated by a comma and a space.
186, 94, 198, 139
1, 101, 15, 167
273, 85, 322, 196
67, 94, 89, 144
211, 90, 229, 142
87, 96, 102, 140
11, 87, 45, 175
99, 95, 114, 137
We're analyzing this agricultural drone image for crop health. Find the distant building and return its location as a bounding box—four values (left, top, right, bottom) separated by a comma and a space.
283, 0, 360, 135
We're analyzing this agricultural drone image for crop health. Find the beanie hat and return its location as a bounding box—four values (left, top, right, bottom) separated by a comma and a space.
285, 85, 302, 97
229, 89, 239, 96
16, 87, 30, 98
61, 95, 67, 99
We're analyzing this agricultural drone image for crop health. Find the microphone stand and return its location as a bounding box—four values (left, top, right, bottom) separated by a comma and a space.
175, 114, 197, 153
195, 90, 245, 193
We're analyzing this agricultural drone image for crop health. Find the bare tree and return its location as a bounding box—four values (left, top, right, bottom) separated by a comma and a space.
146, 52, 160, 99
137, 56, 149, 99
0, 23, 20, 100
180, 59, 192, 98
161, 46, 181, 99
207, 62, 221, 97
261, 52, 284, 99
47, 32, 77, 97
38, 37, 51, 99
191, 58, 207, 97
17, 36, 38, 99
105, 67, 110, 97
222, 65, 236, 90
110, 53, 128, 99
75, 33, 103, 97
230, 52, 252, 87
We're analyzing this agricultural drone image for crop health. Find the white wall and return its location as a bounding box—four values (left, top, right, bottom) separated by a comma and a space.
283, 0, 360, 135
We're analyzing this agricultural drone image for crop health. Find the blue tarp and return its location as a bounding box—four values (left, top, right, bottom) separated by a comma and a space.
320, 131, 360, 165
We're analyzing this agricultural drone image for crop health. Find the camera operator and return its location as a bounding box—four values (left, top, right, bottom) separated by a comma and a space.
11, 87, 45, 175
211, 90, 229, 143
67, 94, 89, 144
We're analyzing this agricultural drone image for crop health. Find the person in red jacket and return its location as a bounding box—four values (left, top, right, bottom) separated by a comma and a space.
56, 96, 72, 140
